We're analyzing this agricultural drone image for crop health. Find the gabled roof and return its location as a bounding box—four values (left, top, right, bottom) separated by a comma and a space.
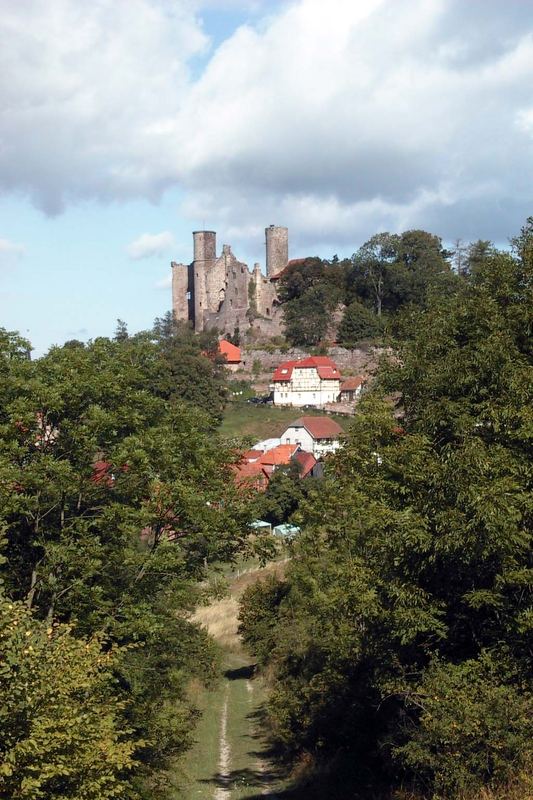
287, 416, 343, 440
293, 450, 317, 478
340, 375, 366, 391
259, 443, 299, 466
218, 339, 241, 363
272, 356, 341, 382
233, 461, 269, 491
242, 449, 263, 462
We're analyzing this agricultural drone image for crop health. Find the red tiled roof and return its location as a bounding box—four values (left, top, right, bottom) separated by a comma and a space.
259, 443, 299, 465
242, 449, 263, 462
233, 461, 269, 491
218, 339, 241, 363
272, 356, 341, 382
341, 375, 366, 391
290, 416, 343, 440
293, 450, 317, 478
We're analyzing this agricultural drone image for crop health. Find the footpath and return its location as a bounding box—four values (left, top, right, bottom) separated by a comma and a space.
179, 562, 286, 800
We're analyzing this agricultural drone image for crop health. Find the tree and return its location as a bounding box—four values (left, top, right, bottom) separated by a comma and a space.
347, 230, 453, 316
151, 314, 228, 422
0, 595, 136, 800
239, 230, 533, 797
282, 285, 333, 346
114, 319, 129, 341
347, 232, 399, 315
0, 329, 254, 798
337, 299, 383, 346
278, 257, 346, 346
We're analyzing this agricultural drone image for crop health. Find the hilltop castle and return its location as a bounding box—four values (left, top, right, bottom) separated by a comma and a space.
171, 225, 288, 337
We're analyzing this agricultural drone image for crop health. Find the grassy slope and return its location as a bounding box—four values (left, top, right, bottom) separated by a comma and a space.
220, 401, 350, 442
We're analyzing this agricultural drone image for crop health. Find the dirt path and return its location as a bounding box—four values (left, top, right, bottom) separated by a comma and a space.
179, 561, 287, 800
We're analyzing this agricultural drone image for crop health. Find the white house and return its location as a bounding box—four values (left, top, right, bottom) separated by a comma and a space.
279, 416, 343, 458
270, 356, 341, 407
338, 375, 366, 403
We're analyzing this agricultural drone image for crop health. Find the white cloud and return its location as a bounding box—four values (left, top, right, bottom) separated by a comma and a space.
155, 274, 173, 289
173, 0, 533, 243
0, 237, 25, 257
127, 231, 176, 260
0, 0, 207, 213
0, 0, 532, 244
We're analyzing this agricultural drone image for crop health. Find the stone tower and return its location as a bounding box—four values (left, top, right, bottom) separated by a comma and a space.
265, 225, 288, 277
192, 231, 216, 331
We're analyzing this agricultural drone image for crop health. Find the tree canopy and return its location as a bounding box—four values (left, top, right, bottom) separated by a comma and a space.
240, 224, 533, 798
0, 321, 255, 798
277, 229, 456, 347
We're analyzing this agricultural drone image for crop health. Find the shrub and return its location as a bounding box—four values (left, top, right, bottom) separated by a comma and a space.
393, 655, 533, 798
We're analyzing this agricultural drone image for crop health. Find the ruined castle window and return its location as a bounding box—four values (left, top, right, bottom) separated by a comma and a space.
240, 267, 244, 273
234, 287, 238, 296
266, 307, 270, 316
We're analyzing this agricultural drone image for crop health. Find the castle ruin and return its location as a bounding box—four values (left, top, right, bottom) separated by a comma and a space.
171, 225, 288, 337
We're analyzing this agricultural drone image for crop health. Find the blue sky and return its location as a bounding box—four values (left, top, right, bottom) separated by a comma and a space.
1, 0, 532, 355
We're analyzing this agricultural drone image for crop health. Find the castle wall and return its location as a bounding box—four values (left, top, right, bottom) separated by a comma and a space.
171, 262, 189, 323
204, 246, 252, 335
171, 225, 288, 337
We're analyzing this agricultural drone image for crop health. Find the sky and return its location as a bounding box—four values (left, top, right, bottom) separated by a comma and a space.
0, 0, 532, 354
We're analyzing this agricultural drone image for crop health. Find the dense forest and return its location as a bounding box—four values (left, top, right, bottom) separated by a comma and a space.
277, 230, 491, 347
0, 220, 531, 799
240, 220, 533, 797
0, 321, 260, 798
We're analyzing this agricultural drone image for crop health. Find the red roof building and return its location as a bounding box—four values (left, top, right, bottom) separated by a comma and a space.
280, 415, 343, 458
271, 356, 341, 407
339, 375, 366, 402
218, 339, 242, 370
259, 443, 299, 466
293, 450, 317, 478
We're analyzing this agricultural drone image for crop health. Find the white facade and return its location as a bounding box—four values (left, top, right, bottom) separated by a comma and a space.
280, 423, 341, 458
271, 367, 341, 407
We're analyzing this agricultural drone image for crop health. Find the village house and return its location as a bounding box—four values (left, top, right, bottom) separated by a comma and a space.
270, 356, 341, 407
280, 416, 343, 458
234, 441, 320, 489
218, 339, 242, 371
338, 375, 366, 403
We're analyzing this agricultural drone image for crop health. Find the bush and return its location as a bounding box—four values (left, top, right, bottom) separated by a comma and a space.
393, 655, 533, 798
238, 576, 289, 667
337, 300, 383, 346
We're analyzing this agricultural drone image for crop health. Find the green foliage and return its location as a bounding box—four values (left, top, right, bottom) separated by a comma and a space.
278, 257, 345, 346
394, 654, 532, 797
151, 312, 228, 422
256, 463, 305, 526
277, 230, 455, 347
0, 596, 135, 799
238, 576, 289, 667
337, 299, 384, 345
239, 226, 533, 797
0, 325, 254, 798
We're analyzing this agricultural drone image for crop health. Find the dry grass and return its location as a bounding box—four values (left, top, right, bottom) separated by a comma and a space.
191, 559, 288, 652
390, 771, 533, 800
192, 596, 242, 651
